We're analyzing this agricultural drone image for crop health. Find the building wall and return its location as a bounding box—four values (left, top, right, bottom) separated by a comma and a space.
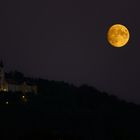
0, 82, 37, 94
0, 62, 37, 94
8, 84, 15, 92
0, 81, 8, 92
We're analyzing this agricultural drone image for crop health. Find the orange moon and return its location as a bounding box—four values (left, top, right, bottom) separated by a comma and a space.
107, 24, 130, 47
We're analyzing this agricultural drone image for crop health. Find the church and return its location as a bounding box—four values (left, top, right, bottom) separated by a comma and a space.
0, 61, 37, 94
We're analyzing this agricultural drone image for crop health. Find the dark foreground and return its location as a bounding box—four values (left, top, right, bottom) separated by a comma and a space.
0, 79, 140, 140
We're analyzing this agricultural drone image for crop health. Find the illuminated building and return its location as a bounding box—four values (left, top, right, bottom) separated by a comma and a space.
0, 61, 37, 94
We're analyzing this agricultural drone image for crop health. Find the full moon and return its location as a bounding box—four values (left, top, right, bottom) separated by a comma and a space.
107, 24, 130, 47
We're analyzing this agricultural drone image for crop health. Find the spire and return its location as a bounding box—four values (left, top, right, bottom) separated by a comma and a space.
0, 60, 4, 68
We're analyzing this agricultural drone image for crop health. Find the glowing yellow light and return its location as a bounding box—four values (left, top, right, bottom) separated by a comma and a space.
21, 95, 28, 103
107, 24, 130, 47
3, 88, 8, 92
5, 101, 9, 104
22, 95, 25, 98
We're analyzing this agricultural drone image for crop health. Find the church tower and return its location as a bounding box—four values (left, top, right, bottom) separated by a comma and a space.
0, 60, 8, 92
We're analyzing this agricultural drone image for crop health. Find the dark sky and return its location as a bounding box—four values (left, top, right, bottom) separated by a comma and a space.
0, 0, 140, 103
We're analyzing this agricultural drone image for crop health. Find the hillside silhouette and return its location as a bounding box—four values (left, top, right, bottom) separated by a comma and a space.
0, 73, 140, 140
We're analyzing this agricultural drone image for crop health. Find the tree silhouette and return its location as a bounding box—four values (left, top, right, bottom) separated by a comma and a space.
0, 73, 140, 139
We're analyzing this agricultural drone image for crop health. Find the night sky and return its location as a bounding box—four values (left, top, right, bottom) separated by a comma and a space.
0, 0, 140, 103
